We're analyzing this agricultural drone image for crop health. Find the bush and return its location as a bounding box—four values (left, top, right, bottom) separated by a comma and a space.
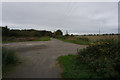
77, 39, 120, 78
2, 47, 19, 73
54, 35, 64, 39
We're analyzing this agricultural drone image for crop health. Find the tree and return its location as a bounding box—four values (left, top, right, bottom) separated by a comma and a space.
2, 26, 53, 37
71, 34, 74, 36
53, 29, 63, 37
2, 26, 10, 36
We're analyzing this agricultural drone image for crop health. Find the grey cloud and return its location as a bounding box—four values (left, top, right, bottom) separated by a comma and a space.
2, 2, 118, 34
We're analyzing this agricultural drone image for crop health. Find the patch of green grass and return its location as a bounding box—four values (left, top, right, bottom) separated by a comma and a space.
64, 40, 89, 45
57, 54, 98, 79
56, 36, 90, 45
37, 37, 50, 41
59, 39, 89, 45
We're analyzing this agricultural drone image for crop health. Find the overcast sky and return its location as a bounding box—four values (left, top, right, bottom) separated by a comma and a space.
2, 2, 118, 35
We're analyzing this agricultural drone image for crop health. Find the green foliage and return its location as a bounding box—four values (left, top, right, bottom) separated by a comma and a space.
2, 26, 52, 37
53, 29, 63, 38
2, 26, 52, 42
63, 39, 89, 45
2, 47, 19, 73
37, 37, 50, 41
54, 35, 64, 39
58, 36, 90, 45
2, 26, 10, 37
57, 54, 97, 79
77, 39, 120, 78
2, 48, 18, 65
57, 39, 119, 79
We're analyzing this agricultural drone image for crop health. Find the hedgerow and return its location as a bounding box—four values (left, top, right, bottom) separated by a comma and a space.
77, 39, 120, 78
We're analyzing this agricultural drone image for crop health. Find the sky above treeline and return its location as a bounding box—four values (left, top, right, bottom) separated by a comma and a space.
2, 2, 118, 35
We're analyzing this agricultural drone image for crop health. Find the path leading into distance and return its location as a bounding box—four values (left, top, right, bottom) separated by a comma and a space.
3, 39, 87, 78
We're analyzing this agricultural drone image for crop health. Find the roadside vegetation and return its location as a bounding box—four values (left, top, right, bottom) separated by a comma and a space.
57, 36, 90, 45
57, 54, 98, 79
2, 26, 52, 37
3, 36, 51, 43
58, 39, 120, 79
2, 26, 118, 45
55, 34, 118, 45
2, 47, 19, 75
2, 25, 120, 78
35, 37, 50, 41
76, 35, 118, 42
2, 26, 52, 43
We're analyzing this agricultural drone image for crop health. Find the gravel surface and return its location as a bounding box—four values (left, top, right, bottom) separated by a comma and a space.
3, 39, 87, 78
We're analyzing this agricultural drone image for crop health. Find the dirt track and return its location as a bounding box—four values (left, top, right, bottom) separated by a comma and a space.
3, 39, 87, 78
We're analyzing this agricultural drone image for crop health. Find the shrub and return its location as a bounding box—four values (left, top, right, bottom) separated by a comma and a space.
2, 47, 19, 73
77, 39, 120, 78
54, 35, 64, 39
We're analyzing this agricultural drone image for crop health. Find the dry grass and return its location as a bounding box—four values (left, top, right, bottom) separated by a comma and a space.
59, 36, 90, 45
76, 35, 119, 42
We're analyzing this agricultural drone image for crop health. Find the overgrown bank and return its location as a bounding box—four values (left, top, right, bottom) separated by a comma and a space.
2, 47, 20, 75
56, 36, 90, 45
3, 36, 51, 43
58, 39, 120, 79
2, 26, 60, 43
58, 55, 98, 79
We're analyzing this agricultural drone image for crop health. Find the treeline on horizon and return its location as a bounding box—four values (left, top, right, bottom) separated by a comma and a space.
2, 26, 64, 37
1, 26, 119, 38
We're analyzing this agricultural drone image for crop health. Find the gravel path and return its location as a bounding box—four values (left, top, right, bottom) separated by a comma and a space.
3, 39, 87, 78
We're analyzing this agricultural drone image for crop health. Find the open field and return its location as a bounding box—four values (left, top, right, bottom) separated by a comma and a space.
57, 35, 119, 45
58, 38, 89, 45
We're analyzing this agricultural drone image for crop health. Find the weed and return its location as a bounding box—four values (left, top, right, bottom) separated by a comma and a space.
57, 54, 98, 79
2, 47, 19, 74
77, 39, 120, 78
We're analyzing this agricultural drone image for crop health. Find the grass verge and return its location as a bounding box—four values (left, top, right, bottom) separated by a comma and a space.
57, 54, 98, 79
56, 36, 90, 45
60, 39, 89, 45
34, 37, 50, 41
2, 47, 20, 75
